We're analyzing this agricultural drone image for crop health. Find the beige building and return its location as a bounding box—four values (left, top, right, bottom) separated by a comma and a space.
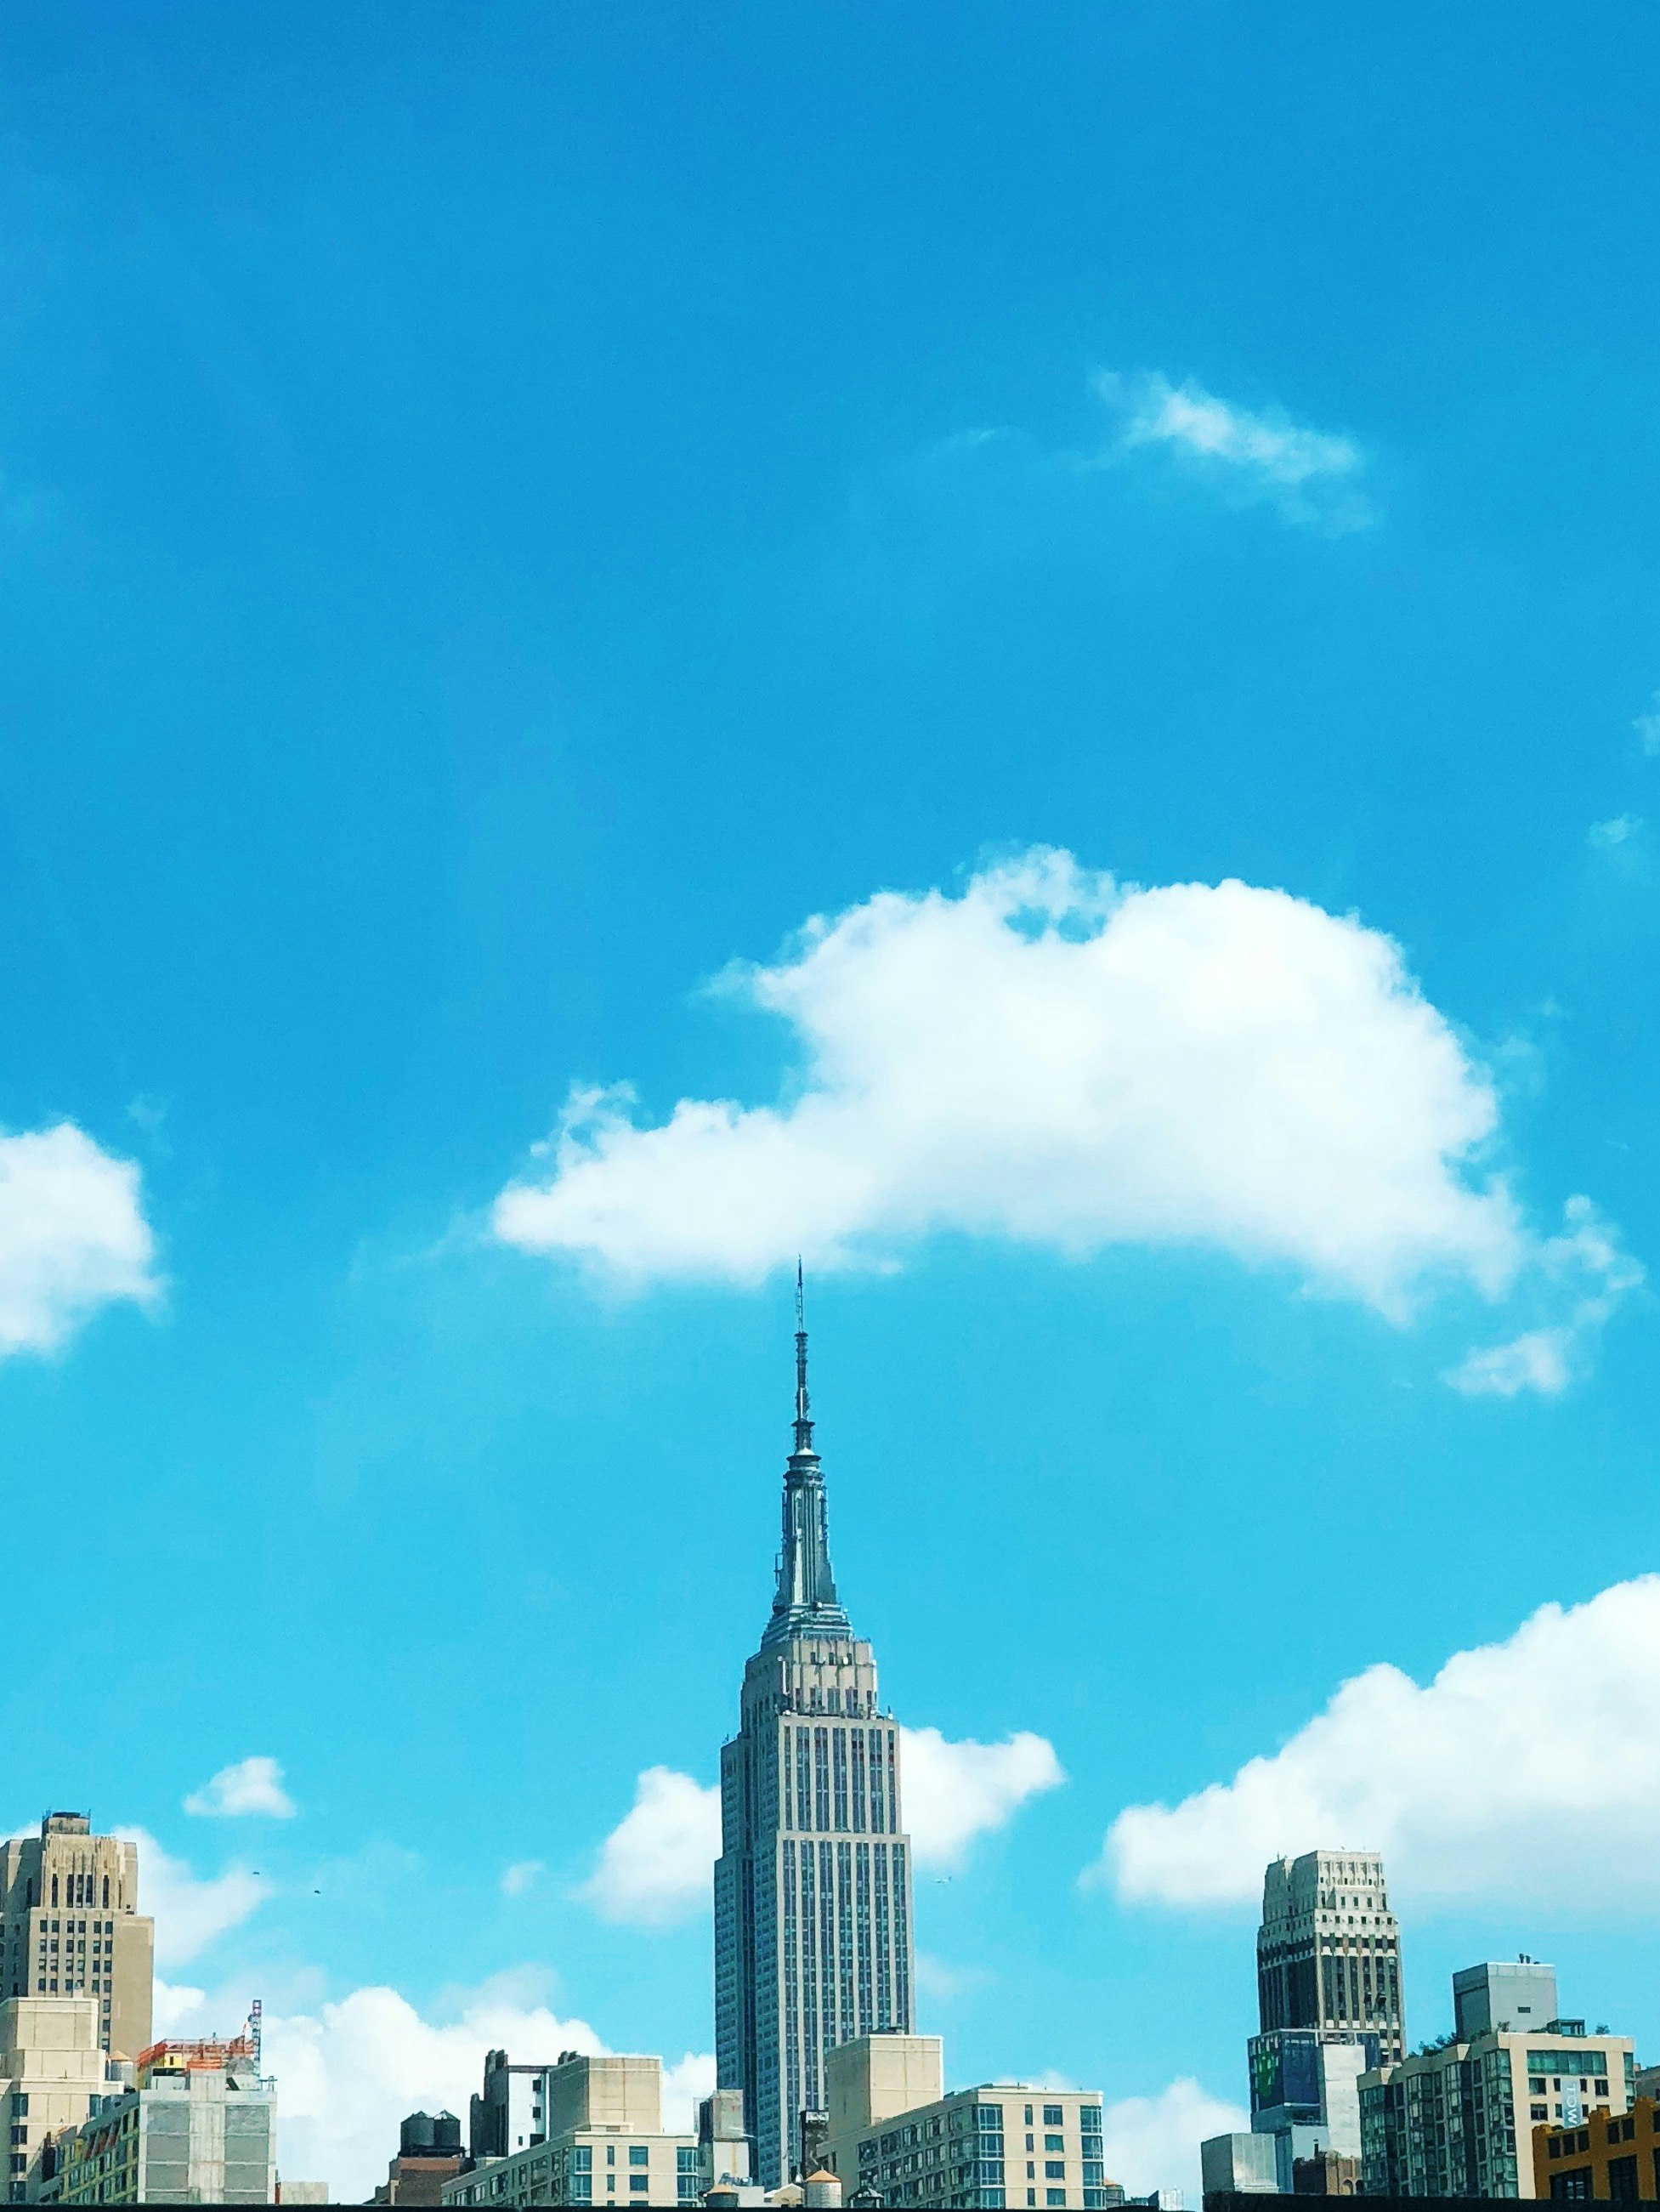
816, 2033, 1113, 2209
442, 2055, 695, 2210
1257, 1852, 1405, 2066
0, 1998, 127, 2203
1360, 2016, 1635, 2198
0, 1818, 153, 2062
39, 2036, 275, 2205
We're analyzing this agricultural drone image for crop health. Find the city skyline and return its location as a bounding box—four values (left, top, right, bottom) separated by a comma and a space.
9, 1308, 1656, 2198
1, 2, 1659, 2203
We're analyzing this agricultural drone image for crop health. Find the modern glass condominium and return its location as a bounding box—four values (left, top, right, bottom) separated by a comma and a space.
714, 1287, 915, 2188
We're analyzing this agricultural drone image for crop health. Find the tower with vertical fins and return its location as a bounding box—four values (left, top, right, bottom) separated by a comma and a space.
714, 1273, 915, 2187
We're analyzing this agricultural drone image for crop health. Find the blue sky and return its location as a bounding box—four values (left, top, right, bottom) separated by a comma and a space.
3, 0, 1660, 2195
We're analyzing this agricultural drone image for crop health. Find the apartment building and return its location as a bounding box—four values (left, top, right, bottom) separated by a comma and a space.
442, 2055, 694, 2210
1359, 1980, 1634, 2199
816, 2033, 1115, 2210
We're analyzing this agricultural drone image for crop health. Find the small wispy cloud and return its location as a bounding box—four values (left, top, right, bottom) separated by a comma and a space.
1633, 693, 1660, 756
1092, 369, 1375, 533
915, 1954, 994, 2003
1588, 814, 1644, 851
500, 1860, 546, 1898
184, 1756, 296, 1820
116, 1829, 270, 1966
1447, 1196, 1642, 1398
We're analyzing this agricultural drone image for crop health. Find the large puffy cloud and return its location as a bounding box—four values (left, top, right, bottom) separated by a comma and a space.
1101, 2080, 1251, 2202
155, 1972, 708, 2204
1095, 1575, 1660, 1912
0, 1122, 156, 1353
1093, 370, 1374, 532
898, 1727, 1065, 1870
580, 1768, 721, 1927
493, 852, 1612, 1381
117, 1829, 270, 1966
581, 1727, 1064, 1928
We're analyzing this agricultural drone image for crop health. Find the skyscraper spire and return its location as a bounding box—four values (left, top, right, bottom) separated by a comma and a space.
793, 1257, 813, 1457
762, 1266, 848, 1645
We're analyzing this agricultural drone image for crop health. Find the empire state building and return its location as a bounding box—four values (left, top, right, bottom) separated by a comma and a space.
714, 1280, 915, 2188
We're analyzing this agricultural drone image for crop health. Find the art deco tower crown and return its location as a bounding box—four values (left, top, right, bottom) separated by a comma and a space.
762, 1264, 852, 1647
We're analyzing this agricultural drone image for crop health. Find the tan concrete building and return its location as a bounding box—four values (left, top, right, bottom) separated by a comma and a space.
0, 1998, 127, 2203
0, 1818, 153, 2062
816, 2033, 1113, 2209
694, 2089, 756, 2199
39, 2035, 276, 2205
441, 2055, 695, 2210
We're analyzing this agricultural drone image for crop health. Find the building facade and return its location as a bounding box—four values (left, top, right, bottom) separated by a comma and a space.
694, 2091, 756, 2199
0, 1818, 154, 2062
714, 1289, 915, 2187
1256, 1852, 1404, 2065
816, 2035, 1114, 2211
1199, 2132, 1278, 2197
1454, 1961, 1561, 2042
1291, 2147, 1359, 2194
0, 1999, 127, 2203
442, 2055, 694, 2211
39, 2036, 275, 2206
1359, 1990, 1635, 2200
1534, 2098, 1660, 2200
374, 2113, 467, 2204
1204, 2026, 1380, 2196
471, 2050, 590, 2162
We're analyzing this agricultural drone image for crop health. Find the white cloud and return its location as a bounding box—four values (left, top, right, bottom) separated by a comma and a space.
118, 1829, 270, 1967
1634, 693, 1660, 755
494, 849, 1613, 1387
1095, 1574, 1660, 1913
0, 1122, 157, 1353
1450, 1325, 1572, 1397
1093, 370, 1374, 531
662, 2050, 717, 2135
501, 1859, 546, 1898
1589, 814, 1644, 849
184, 1757, 297, 1820
582, 1727, 1063, 1928
1102, 2079, 1250, 2203
580, 1768, 721, 1927
157, 1971, 626, 2203
915, 1954, 994, 2004
899, 1728, 1065, 1869
152, 1977, 208, 2035
1448, 1196, 1642, 1398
